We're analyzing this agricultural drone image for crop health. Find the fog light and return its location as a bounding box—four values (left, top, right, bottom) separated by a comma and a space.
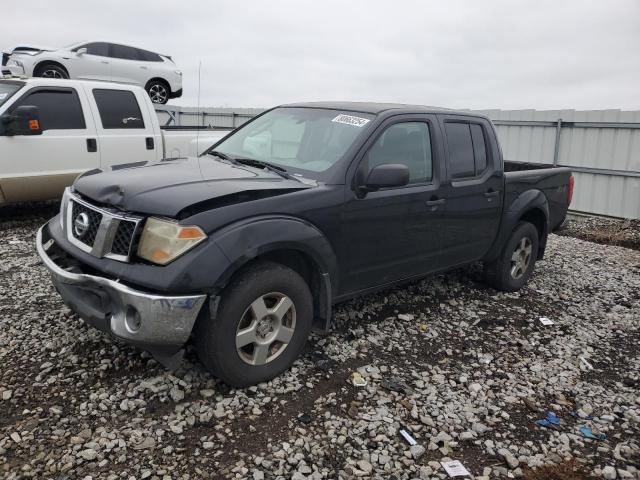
125, 306, 141, 333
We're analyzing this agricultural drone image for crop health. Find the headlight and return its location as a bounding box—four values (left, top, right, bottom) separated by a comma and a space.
137, 217, 206, 265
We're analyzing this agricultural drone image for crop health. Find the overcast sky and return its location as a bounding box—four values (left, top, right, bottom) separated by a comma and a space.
4, 0, 639, 110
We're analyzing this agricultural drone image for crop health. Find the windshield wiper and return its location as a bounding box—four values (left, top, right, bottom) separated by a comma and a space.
234, 158, 299, 181
207, 150, 236, 162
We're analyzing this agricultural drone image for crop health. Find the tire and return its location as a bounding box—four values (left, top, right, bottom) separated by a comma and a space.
145, 80, 170, 104
34, 63, 68, 79
195, 261, 313, 387
484, 221, 539, 292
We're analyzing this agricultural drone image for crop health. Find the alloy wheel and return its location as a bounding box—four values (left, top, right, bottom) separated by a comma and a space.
42, 69, 64, 79
149, 84, 168, 104
510, 237, 533, 279
235, 292, 296, 366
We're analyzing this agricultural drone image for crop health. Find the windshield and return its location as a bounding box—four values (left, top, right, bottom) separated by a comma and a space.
211, 107, 375, 176
0, 82, 23, 108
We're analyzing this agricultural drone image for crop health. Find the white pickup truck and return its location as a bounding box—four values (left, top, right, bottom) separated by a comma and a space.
0, 76, 230, 205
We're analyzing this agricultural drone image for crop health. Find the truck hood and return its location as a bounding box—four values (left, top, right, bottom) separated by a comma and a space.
73, 157, 314, 218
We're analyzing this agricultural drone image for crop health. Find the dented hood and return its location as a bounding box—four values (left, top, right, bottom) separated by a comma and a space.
10, 44, 58, 53
73, 157, 313, 217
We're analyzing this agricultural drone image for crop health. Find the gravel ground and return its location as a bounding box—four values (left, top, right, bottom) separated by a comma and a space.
1, 210, 639, 480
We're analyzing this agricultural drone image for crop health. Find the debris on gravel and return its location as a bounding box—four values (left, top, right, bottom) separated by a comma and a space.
1, 209, 639, 479
559, 214, 640, 251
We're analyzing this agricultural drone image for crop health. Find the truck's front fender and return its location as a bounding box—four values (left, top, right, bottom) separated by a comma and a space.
485, 189, 550, 262
208, 215, 337, 331
210, 215, 338, 291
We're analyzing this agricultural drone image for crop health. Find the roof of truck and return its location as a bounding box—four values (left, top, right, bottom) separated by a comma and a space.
0, 76, 146, 92
281, 101, 485, 118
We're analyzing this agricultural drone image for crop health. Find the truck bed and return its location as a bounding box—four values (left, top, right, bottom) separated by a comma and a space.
504, 161, 572, 230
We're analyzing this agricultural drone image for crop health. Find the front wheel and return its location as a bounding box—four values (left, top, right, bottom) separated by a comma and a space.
34, 63, 68, 79
195, 261, 313, 387
146, 80, 170, 104
484, 221, 539, 292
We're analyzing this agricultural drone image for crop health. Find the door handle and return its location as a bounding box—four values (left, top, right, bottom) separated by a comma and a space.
484, 190, 500, 198
146, 137, 155, 150
101, 60, 109, 64
425, 198, 446, 207
86, 138, 97, 152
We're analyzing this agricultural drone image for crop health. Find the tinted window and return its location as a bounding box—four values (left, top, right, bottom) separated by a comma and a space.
470, 124, 487, 173
93, 89, 145, 129
82, 42, 109, 57
445, 123, 475, 178
367, 122, 433, 184
109, 44, 140, 60
11, 89, 85, 131
138, 49, 162, 62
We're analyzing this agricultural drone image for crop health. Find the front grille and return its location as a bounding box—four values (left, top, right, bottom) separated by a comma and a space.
64, 191, 142, 262
110, 221, 137, 256
71, 201, 102, 247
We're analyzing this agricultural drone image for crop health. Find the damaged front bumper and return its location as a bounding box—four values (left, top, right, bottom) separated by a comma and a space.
36, 224, 207, 362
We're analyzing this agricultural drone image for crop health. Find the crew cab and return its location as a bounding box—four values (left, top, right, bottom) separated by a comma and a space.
0, 77, 229, 205
36, 102, 573, 387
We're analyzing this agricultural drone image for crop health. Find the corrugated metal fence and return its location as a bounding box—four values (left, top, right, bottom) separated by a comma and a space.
155, 106, 640, 219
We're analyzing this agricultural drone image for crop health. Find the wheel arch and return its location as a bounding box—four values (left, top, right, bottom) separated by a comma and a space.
209, 216, 338, 332
145, 77, 171, 93
485, 189, 550, 262
33, 60, 69, 77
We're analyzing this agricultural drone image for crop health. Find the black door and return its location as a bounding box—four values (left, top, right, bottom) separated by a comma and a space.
339, 116, 446, 295
438, 115, 503, 266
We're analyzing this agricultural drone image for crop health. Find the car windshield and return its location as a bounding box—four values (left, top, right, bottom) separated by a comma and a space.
0, 82, 23, 108
210, 107, 375, 176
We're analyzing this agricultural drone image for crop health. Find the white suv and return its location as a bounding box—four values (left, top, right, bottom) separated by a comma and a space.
2, 42, 182, 104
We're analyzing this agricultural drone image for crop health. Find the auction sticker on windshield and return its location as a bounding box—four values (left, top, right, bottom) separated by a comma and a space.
332, 114, 370, 127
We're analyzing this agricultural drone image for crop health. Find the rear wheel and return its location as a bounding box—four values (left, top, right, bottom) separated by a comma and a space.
195, 261, 313, 387
146, 80, 170, 104
34, 63, 68, 79
484, 221, 539, 292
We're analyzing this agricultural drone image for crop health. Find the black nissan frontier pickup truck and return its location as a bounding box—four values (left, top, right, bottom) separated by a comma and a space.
37, 102, 573, 386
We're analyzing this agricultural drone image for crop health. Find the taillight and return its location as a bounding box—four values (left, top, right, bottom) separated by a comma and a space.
567, 175, 574, 206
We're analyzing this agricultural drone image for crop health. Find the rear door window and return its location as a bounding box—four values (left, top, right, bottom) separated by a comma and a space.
92, 89, 145, 129
138, 49, 162, 62
445, 122, 489, 179
109, 44, 141, 61
10, 88, 85, 131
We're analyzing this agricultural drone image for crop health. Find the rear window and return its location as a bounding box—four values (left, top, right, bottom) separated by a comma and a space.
93, 89, 145, 129
0, 81, 23, 108
445, 122, 489, 179
10, 88, 85, 131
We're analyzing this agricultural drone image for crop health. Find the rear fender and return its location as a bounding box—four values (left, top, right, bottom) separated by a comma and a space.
485, 189, 550, 262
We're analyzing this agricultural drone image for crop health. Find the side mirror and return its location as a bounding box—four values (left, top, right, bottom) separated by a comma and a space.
361, 163, 410, 192
76, 47, 87, 56
1, 106, 42, 136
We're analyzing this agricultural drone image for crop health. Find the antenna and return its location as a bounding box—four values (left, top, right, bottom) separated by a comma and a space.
196, 60, 202, 155
195, 60, 204, 180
